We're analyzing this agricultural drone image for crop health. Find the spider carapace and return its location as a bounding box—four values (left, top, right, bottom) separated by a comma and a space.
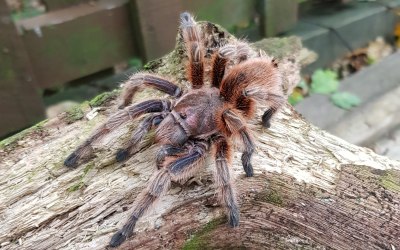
64, 12, 284, 247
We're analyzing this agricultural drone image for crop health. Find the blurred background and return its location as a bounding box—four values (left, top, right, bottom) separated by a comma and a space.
1, 0, 400, 158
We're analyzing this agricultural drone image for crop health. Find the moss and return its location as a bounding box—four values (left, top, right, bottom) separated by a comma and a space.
67, 163, 94, 192
83, 163, 94, 176
0, 119, 48, 149
64, 105, 85, 124
183, 217, 226, 250
252, 36, 302, 60
260, 189, 284, 206
143, 58, 163, 71
88, 90, 119, 107
67, 181, 85, 192
379, 170, 400, 192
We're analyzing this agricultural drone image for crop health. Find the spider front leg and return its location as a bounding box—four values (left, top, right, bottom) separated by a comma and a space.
116, 113, 167, 162
64, 99, 172, 168
213, 134, 240, 227
211, 45, 234, 88
262, 108, 275, 128
261, 93, 284, 128
119, 73, 182, 108
109, 140, 208, 248
180, 12, 204, 88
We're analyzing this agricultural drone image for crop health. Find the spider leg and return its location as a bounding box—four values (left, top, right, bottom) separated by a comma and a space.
211, 41, 257, 89
155, 143, 189, 169
119, 73, 182, 108
219, 58, 284, 122
260, 93, 284, 128
109, 140, 208, 248
212, 134, 240, 227
64, 99, 172, 168
210, 45, 235, 88
239, 130, 255, 177
109, 169, 170, 248
180, 12, 204, 88
219, 109, 255, 177
116, 113, 166, 162
168, 140, 208, 181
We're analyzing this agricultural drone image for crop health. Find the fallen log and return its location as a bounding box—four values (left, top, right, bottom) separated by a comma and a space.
0, 21, 399, 250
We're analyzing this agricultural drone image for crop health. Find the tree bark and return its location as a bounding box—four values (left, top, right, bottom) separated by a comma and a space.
0, 22, 399, 250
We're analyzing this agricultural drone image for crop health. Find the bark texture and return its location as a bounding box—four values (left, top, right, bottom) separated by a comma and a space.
0, 22, 399, 250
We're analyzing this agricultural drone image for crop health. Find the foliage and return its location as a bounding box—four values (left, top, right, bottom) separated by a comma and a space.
331, 92, 361, 110
310, 69, 339, 94
288, 88, 304, 105
288, 80, 308, 105
290, 69, 361, 110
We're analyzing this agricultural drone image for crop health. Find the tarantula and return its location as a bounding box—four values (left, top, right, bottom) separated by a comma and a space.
64, 12, 284, 248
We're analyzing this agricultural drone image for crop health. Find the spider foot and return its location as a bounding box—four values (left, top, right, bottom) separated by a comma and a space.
64, 152, 79, 168
228, 209, 240, 227
241, 154, 254, 177
109, 230, 128, 248
262, 120, 271, 128
116, 149, 130, 162
244, 163, 254, 177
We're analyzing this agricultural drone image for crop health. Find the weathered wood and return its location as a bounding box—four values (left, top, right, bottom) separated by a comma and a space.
15, 0, 137, 88
42, 0, 90, 11
130, 0, 260, 61
0, 1, 45, 138
262, 0, 298, 37
0, 21, 399, 250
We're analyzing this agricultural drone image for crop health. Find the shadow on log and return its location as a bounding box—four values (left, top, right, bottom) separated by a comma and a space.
0, 21, 399, 250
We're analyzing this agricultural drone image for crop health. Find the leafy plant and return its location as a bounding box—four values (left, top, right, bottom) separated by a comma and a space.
331, 92, 361, 110
288, 80, 308, 105
310, 69, 339, 94
288, 89, 304, 105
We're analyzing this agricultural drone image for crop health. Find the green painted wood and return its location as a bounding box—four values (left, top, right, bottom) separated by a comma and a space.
0, 1, 45, 137
131, 0, 259, 61
262, 0, 298, 37
16, 0, 137, 88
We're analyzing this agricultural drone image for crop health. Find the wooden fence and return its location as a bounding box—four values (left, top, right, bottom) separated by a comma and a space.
0, 0, 299, 137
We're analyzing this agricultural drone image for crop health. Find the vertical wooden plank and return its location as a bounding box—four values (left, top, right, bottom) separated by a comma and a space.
129, 0, 184, 61
0, 2, 45, 137
130, 0, 259, 61
17, 1, 136, 88
262, 0, 299, 37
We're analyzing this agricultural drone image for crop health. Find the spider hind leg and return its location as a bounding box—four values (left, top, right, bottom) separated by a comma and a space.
213, 135, 240, 226
109, 141, 208, 248
119, 74, 181, 109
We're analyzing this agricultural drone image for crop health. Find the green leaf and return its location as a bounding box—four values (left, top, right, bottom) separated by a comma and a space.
331, 92, 361, 110
311, 69, 339, 94
288, 89, 304, 105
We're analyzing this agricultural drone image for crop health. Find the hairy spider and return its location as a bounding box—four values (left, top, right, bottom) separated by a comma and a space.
64, 12, 284, 248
